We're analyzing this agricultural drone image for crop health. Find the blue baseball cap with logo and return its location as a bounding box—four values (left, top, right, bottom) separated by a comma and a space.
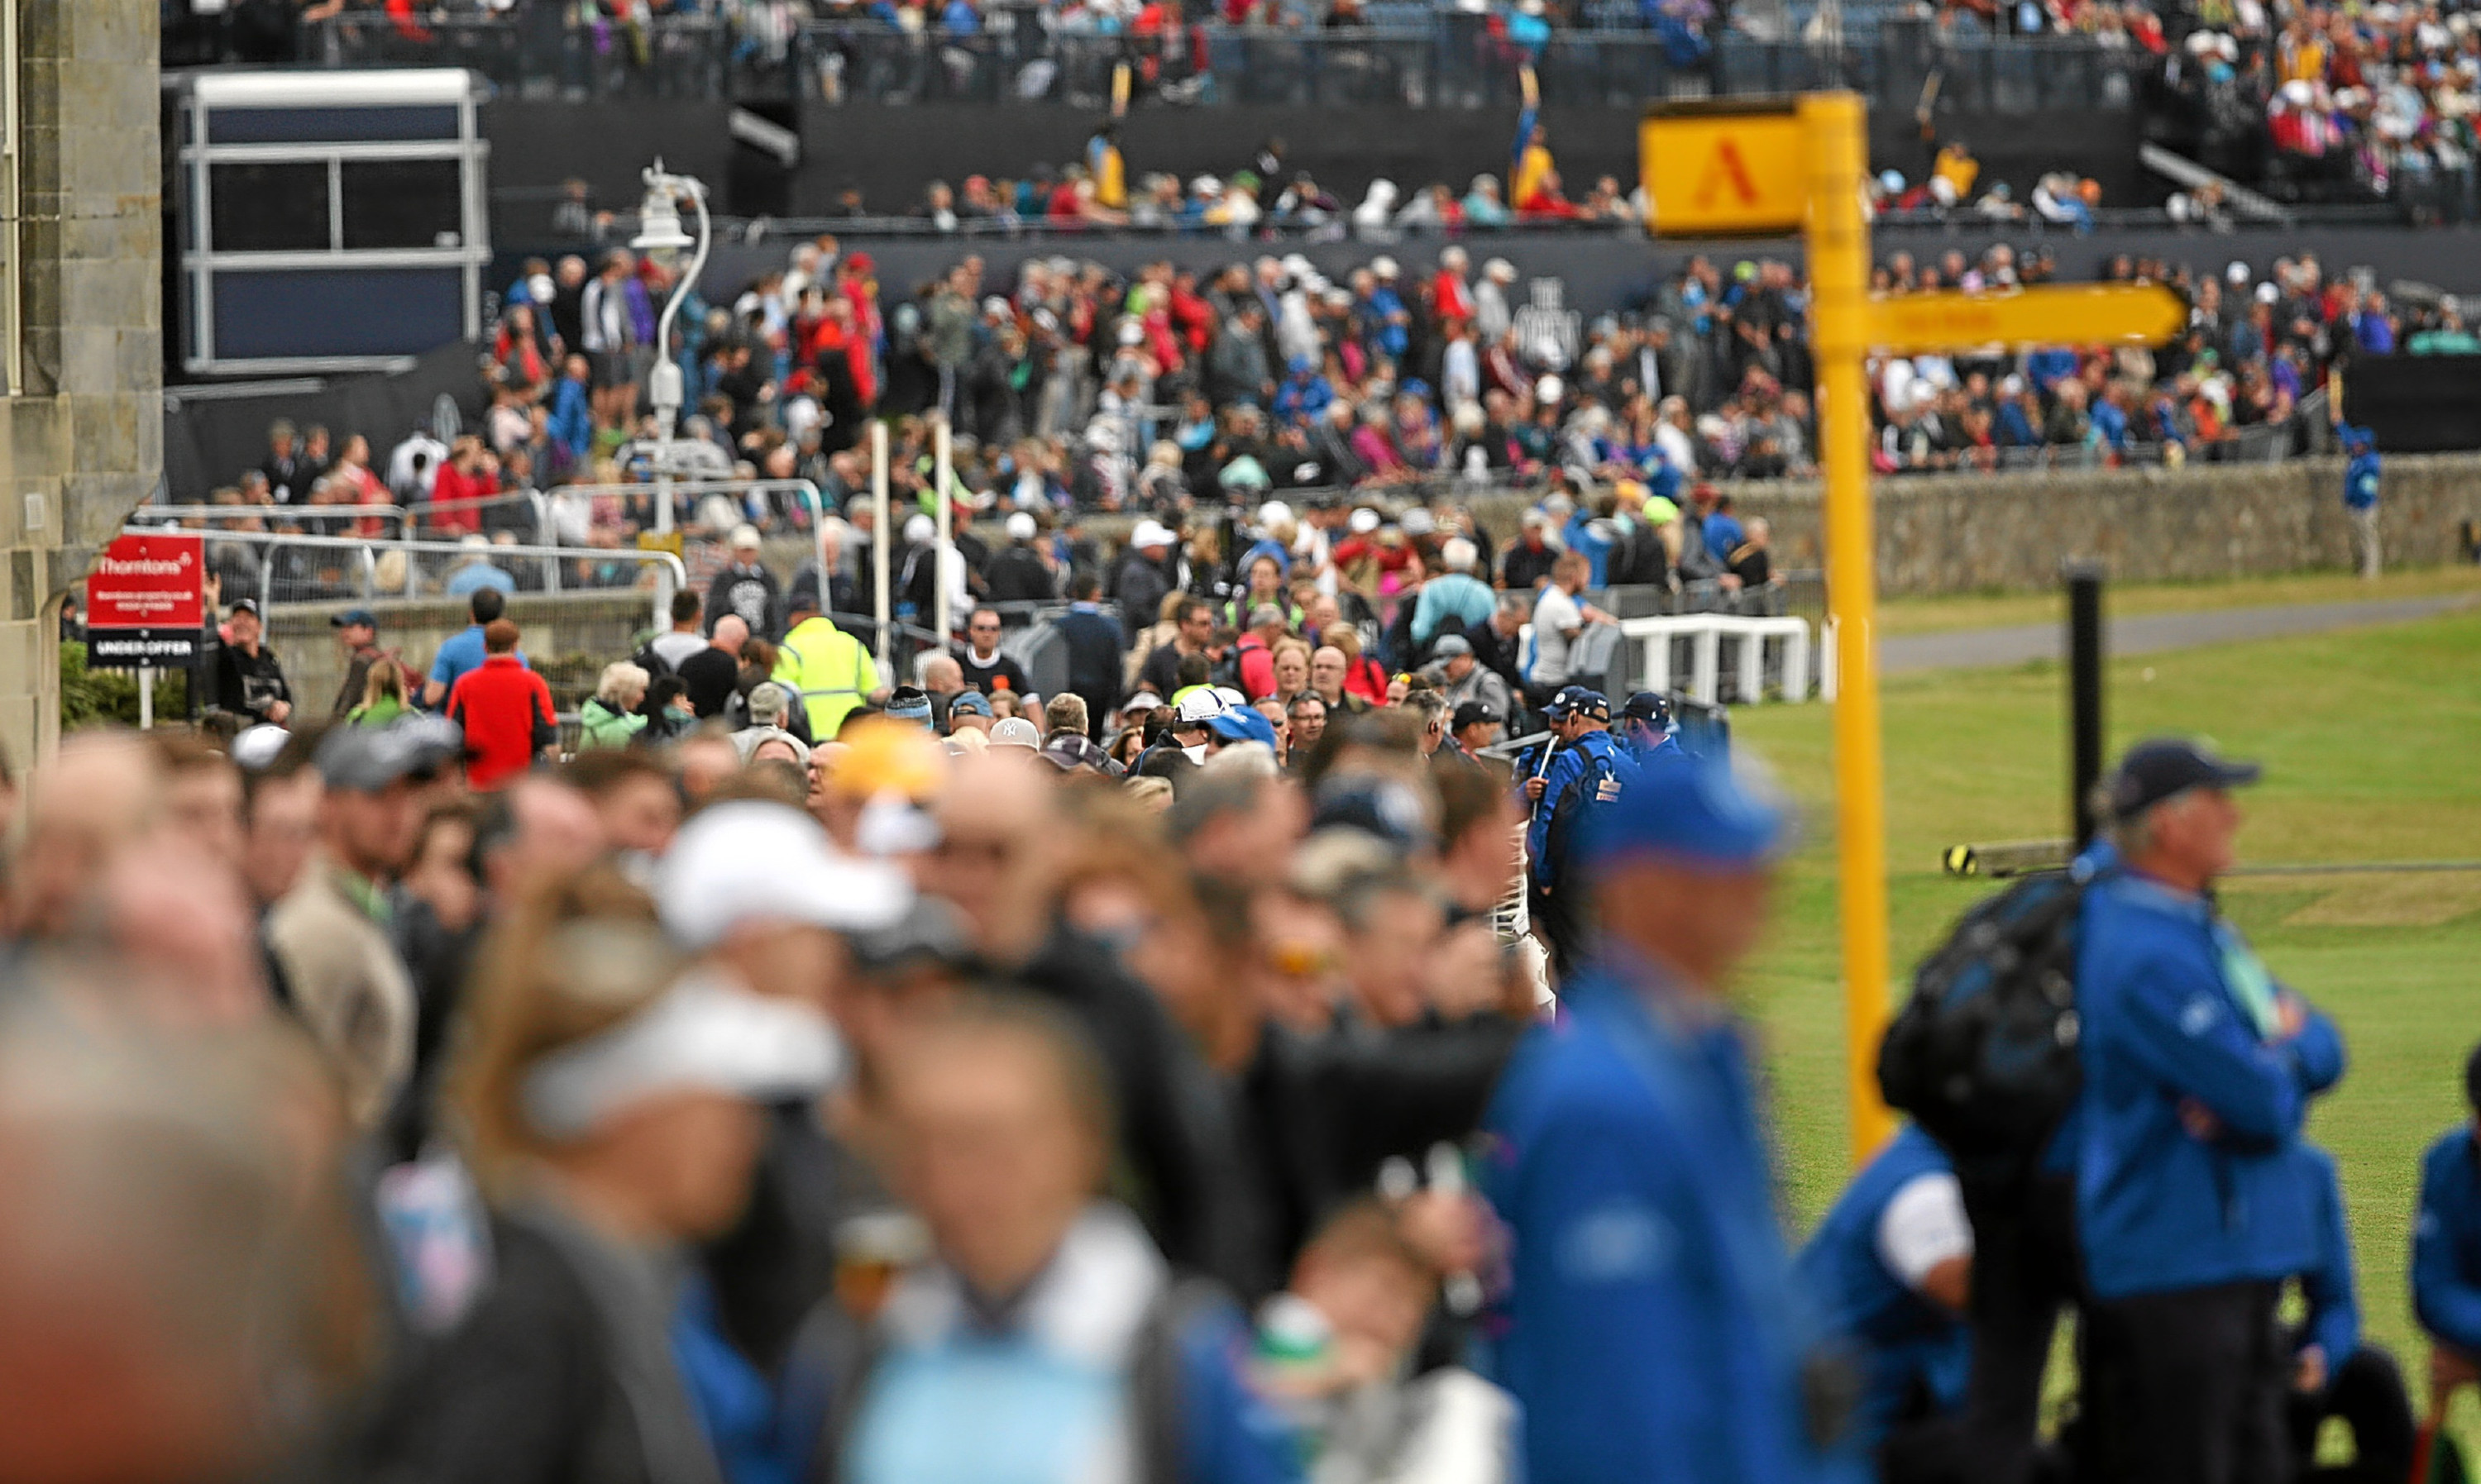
1583, 753, 1787, 870
1548, 686, 1609, 722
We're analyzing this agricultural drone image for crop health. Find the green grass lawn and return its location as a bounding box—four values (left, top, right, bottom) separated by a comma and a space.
1730, 600, 2481, 1450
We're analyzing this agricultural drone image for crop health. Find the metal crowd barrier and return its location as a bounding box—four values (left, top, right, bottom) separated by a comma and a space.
157, 527, 689, 631
144, 502, 422, 541
409, 489, 557, 546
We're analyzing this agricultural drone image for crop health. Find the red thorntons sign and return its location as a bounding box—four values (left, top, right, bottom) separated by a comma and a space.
87, 532, 206, 667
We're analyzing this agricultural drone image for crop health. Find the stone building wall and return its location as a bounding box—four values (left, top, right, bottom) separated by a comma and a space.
0, 0, 161, 768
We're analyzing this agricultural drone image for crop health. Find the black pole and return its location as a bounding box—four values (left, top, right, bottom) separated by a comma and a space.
2065, 560, 2106, 851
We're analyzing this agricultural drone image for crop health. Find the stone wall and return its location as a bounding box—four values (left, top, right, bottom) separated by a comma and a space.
1, 0, 162, 766
1456, 453, 2481, 597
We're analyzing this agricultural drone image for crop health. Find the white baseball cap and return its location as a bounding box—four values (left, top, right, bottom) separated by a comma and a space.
1174, 690, 1231, 725
656, 801, 912, 949
989, 717, 1041, 749
1005, 511, 1039, 542
232, 723, 291, 772
1131, 520, 1175, 549
522, 960, 841, 1138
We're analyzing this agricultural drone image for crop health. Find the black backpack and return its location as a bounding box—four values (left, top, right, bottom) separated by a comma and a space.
1876, 866, 2091, 1182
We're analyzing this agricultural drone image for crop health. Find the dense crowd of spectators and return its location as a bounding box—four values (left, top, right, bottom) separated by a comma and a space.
2157, 0, 2481, 214
194, 222, 2452, 605
31, 474, 2481, 1484
184, 0, 2481, 221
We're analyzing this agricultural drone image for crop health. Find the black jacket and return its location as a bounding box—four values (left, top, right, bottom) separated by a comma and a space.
213, 640, 291, 723
1111, 551, 1170, 634
1225, 1015, 1520, 1292
355, 1206, 699, 1484
1011, 924, 1259, 1297
1055, 606, 1127, 717
676, 647, 742, 719
705, 563, 782, 642
983, 545, 1055, 605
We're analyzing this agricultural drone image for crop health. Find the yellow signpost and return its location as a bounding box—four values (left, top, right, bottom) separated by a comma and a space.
1640, 103, 1809, 236
1864, 282, 2188, 355
1643, 93, 2184, 1167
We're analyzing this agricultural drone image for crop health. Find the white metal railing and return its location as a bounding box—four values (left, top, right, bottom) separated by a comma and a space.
1618, 613, 1816, 704
144, 502, 421, 539
548, 477, 831, 613
553, 477, 826, 544
145, 527, 688, 630
409, 489, 553, 542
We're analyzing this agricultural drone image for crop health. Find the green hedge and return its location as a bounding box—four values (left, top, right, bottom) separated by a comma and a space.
60, 642, 190, 730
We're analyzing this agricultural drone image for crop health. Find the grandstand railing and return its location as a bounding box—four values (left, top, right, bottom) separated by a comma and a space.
287, 10, 2147, 114
143, 502, 422, 542
165, 526, 690, 621
409, 489, 557, 546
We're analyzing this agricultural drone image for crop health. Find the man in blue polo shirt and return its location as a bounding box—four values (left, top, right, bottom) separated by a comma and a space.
422, 586, 525, 708
1484, 754, 1863, 1484
2073, 738, 2346, 1484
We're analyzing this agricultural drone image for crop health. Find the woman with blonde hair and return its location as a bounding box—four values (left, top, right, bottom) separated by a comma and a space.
578, 661, 649, 749
366, 865, 839, 1478
349, 656, 410, 728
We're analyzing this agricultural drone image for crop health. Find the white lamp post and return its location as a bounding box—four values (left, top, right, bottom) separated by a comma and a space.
630, 160, 709, 613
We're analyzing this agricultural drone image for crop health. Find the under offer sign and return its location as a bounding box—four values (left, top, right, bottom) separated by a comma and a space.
87, 531, 206, 668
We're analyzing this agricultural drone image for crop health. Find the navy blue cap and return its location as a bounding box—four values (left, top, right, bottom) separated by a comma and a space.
330, 608, 379, 629
1204, 706, 1279, 749
1549, 686, 1609, 722
2105, 738, 2260, 821
1619, 691, 1673, 728
1311, 775, 1435, 852
1583, 754, 1787, 870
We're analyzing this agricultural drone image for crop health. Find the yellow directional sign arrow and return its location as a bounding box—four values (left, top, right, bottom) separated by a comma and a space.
1862, 283, 2188, 355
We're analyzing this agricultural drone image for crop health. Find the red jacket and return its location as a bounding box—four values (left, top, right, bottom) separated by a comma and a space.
1236, 635, 1277, 702
428, 462, 496, 537
445, 655, 557, 790
1343, 652, 1389, 706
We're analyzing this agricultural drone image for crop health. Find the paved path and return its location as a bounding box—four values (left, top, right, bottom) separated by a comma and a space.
1882, 593, 2479, 675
